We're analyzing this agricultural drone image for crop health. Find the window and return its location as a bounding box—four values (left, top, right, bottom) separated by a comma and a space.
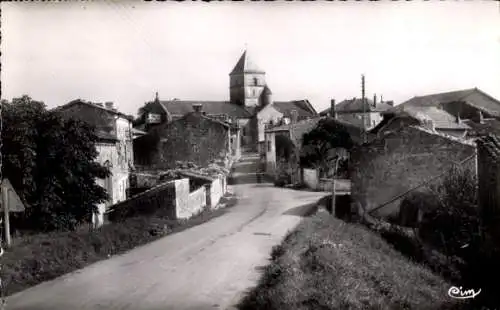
253, 77, 258, 86
267, 140, 271, 152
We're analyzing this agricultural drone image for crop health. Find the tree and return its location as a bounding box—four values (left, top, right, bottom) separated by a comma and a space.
2, 96, 110, 232
299, 118, 354, 175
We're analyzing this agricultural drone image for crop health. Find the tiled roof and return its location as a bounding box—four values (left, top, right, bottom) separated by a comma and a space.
330, 98, 393, 113
463, 119, 500, 138
53, 99, 134, 121
388, 106, 470, 130
388, 88, 500, 118
183, 112, 231, 128
267, 116, 368, 145
229, 50, 265, 75
160, 100, 252, 119
272, 100, 318, 118
53, 99, 133, 142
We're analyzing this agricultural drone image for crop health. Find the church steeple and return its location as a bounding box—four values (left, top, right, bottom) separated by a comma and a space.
230, 50, 265, 75
229, 49, 266, 107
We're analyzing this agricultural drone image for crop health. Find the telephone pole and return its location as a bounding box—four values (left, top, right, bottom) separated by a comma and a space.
361, 74, 367, 143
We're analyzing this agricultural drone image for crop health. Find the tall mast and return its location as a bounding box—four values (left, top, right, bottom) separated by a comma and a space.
362, 74, 366, 143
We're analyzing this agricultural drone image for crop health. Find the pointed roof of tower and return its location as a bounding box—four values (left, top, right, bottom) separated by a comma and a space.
230, 50, 265, 75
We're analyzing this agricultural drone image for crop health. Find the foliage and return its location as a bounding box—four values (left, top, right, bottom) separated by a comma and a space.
394, 166, 500, 308
274, 134, 295, 161
2, 95, 110, 232
419, 166, 480, 257
299, 118, 354, 174
0, 194, 237, 297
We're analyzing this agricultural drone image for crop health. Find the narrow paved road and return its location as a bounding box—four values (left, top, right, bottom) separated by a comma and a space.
6, 154, 329, 310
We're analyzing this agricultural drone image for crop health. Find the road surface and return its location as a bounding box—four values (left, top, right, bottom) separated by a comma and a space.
6, 154, 329, 310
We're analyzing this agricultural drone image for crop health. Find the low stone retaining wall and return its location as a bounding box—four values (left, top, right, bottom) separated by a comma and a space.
181, 186, 207, 219
107, 172, 229, 225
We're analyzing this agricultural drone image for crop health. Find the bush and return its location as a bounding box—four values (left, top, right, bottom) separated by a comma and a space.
2, 96, 110, 232
396, 166, 500, 308
419, 166, 480, 258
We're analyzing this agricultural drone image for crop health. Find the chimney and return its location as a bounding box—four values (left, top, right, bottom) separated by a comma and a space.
105, 101, 114, 109
330, 99, 336, 118
380, 95, 383, 103
192, 103, 203, 113
456, 111, 461, 124
373, 94, 377, 107
476, 110, 484, 124
291, 109, 298, 124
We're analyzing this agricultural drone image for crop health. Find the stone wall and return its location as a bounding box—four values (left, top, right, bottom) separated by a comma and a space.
477, 135, 500, 229
206, 176, 224, 209
181, 186, 207, 219
303, 168, 319, 190
265, 132, 277, 176
135, 113, 230, 169
107, 180, 177, 222
350, 125, 476, 221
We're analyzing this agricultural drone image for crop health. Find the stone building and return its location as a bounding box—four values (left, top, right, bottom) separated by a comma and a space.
375, 88, 500, 139
133, 105, 235, 169
319, 96, 393, 130
350, 123, 476, 223
54, 99, 135, 227
134, 50, 318, 155
265, 116, 323, 184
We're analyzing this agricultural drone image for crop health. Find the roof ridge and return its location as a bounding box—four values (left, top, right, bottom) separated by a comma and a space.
417, 87, 477, 99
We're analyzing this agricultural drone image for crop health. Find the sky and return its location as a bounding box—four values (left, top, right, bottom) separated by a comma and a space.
2, 1, 500, 116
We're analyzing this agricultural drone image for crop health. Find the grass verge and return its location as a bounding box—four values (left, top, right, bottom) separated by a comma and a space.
1, 194, 238, 296
237, 212, 462, 310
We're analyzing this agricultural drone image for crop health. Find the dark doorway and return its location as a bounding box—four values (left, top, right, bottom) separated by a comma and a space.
335, 194, 351, 220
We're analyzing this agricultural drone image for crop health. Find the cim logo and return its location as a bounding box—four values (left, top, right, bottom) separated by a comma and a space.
448, 286, 481, 299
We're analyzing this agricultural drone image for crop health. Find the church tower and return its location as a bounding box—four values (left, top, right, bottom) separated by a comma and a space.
229, 50, 266, 107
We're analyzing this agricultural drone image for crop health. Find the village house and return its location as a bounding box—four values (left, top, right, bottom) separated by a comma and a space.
133, 104, 237, 170
134, 50, 318, 156
265, 100, 366, 185
319, 96, 394, 130
374, 88, 500, 140
53, 99, 135, 227
264, 114, 322, 184
350, 118, 477, 225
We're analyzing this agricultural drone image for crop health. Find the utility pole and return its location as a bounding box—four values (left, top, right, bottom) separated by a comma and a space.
2, 188, 10, 248
361, 74, 367, 143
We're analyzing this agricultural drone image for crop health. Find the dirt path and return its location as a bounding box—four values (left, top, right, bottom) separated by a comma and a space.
6, 154, 329, 310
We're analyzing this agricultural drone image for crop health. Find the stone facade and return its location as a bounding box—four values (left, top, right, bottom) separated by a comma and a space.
255, 104, 284, 154
54, 100, 134, 228
229, 50, 266, 107
350, 125, 476, 221
477, 135, 500, 228
265, 131, 277, 175
134, 112, 231, 169
134, 51, 317, 153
